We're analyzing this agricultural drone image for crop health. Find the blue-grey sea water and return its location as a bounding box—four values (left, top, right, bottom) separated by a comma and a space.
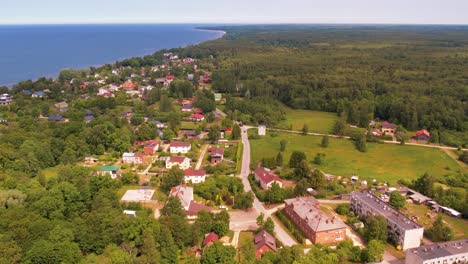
0, 24, 223, 85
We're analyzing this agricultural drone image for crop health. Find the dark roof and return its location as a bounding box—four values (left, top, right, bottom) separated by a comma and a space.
48, 115, 63, 121
351, 191, 422, 230
407, 239, 468, 261
254, 230, 277, 251
381, 121, 397, 129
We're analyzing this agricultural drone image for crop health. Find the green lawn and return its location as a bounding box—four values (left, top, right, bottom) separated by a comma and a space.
275, 108, 339, 134
250, 132, 462, 184
180, 121, 199, 130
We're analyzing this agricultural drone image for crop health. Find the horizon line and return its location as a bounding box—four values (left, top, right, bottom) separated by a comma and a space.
1, 22, 468, 26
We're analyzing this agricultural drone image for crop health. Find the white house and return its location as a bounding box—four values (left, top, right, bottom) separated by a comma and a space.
97, 166, 120, 179
169, 185, 193, 210
170, 141, 191, 154
184, 169, 206, 184
122, 152, 145, 164
254, 167, 283, 190
166, 156, 191, 170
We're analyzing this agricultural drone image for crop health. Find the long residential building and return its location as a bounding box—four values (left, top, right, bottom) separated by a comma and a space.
350, 190, 424, 250
284, 196, 347, 245
405, 239, 468, 264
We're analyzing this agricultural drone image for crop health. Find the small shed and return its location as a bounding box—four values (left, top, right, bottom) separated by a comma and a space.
258, 125, 266, 136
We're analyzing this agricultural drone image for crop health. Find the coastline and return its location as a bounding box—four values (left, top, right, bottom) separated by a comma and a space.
1, 26, 226, 88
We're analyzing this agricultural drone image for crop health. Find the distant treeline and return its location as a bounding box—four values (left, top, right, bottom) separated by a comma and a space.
193, 25, 468, 146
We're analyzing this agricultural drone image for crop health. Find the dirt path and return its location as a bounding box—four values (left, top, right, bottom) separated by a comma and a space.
195, 145, 209, 169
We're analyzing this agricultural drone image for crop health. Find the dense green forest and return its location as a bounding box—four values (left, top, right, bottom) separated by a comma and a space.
192, 25, 468, 146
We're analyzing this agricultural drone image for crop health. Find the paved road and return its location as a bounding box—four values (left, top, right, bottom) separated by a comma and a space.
195, 144, 209, 170
235, 126, 298, 247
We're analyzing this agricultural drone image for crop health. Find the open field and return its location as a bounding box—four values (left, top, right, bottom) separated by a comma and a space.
275, 108, 339, 134
250, 132, 462, 184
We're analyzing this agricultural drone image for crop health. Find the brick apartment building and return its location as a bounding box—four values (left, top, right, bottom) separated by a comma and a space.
284, 196, 347, 244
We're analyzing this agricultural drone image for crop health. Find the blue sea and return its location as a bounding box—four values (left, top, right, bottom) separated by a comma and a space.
0, 24, 224, 86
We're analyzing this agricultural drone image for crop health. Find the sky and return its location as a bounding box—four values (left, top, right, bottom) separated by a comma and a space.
1, 0, 467, 25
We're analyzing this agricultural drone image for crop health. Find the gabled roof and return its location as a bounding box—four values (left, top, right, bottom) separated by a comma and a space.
168, 156, 189, 163
203, 232, 219, 246
181, 104, 193, 110
209, 148, 224, 156
144, 140, 159, 148
48, 115, 63, 121
186, 200, 212, 216
254, 230, 277, 251
98, 165, 119, 171
284, 196, 347, 232
381, 121, 397, 129
169, 185, 193, 209
254, 167, 282, 185
170, 141, 191, 148
413, 129, 430, 137
184, 169, 206, 177
189, 113, 204, 119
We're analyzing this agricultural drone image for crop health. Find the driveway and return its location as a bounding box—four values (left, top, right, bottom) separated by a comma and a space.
195, 144, 208, 170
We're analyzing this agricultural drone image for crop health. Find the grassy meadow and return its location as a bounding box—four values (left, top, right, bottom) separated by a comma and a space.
250, 132, 462, 184
275, 108, 339, 134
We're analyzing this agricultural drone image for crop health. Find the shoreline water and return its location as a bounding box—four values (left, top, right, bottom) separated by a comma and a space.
1, 25, 226, 88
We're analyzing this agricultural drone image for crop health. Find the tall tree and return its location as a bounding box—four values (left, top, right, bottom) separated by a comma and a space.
389, 191, 406, 210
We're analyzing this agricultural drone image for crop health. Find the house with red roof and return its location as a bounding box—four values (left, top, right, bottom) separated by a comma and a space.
143, 140, 159, 155
186, 201, 212, 219
166, 156, 191, 170
380, 121, 397, 135
189, 113, 205, 122
121, 80, 137, 91
203, 232, 219, 247
184, 169, 206, 184
170, 141, 192, 153
412, 129, 431, 141
254, 167, 283, 190
209, 148, 225, 164
169, 184, 212, 218
254, 230, 277, 258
